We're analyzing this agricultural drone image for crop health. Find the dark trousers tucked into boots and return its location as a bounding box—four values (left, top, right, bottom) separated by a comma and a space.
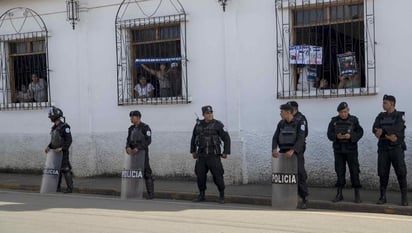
63, 171, 73, 193
377, 147, 408, 206
194, 155, 225, 203
144, 150, 154, 199
58, 155, 73, 193
333, 152, 362, 203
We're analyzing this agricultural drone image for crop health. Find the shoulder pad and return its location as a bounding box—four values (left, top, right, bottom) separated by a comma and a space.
214, 120, 224, 127
349, 115, 358, 121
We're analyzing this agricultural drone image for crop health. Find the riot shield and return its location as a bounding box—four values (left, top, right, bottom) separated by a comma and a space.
271, 153, 298, 209
121, 150, 145, 199
40, 150, 63, 193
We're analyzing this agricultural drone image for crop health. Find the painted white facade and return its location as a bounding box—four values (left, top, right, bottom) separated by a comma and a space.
0, 0, 411, 189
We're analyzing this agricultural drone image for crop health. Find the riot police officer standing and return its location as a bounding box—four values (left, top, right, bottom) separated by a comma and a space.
373, 95, 408, 206
45, 107, 73, 193
272, 104, 308, 209
327, 102, 364, 203
190, 105, 231, 204
126, 110, 154, 199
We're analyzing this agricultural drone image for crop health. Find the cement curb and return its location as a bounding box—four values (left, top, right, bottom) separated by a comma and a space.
1, 183, 411, 216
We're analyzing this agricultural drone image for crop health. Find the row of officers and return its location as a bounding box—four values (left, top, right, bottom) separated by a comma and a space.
272, 94, 408, 209
44, 94, 407, 208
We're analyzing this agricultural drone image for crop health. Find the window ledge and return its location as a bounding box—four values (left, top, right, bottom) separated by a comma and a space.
119, 96, 192, 105
278, 86, 379, 99
0, 102, 51, 111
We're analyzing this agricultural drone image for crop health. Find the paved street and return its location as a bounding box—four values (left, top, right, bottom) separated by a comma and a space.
1, 190, 412, 233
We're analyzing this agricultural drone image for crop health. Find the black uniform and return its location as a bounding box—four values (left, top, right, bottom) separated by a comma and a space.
295, 111, 308, 139
372, 110, 407, 200
327, 115, 363, 188
126, 122, 154, 198
272, 117, 308, 200
190, 119, 231, 195
48, 121, 73, 192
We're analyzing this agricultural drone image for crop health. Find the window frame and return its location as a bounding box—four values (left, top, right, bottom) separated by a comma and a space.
0, 8, 51, 110
275, 0, 377, 99
115, 0, 189, 106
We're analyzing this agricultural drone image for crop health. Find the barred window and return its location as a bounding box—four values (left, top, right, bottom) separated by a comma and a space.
275, 0, 376, 99
115, 0, 188, 105
0, 8, 50, 110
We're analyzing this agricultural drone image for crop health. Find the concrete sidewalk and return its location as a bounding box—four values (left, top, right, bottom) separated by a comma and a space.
1, 172, 411, 215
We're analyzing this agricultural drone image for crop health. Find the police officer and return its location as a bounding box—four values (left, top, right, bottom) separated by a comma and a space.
327, 102, 364, 203
287, 101, 308, 138
45, 107, 73, 193
190, 105, 231, 204
126, 110, 154, 199
272, 104, 308, 209
373, 95, 408, 206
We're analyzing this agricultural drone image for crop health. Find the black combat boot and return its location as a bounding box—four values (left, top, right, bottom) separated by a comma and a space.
145, 178, 155, 200
192, 191, 205, 202
399, 180, 408, 206
401, 190, 409, 206
63, 172, 73, 194
298, 197, 307, 209
376, 189, 386, 204
332, 187, 343, 202
354, 188, 361, 203
218, 191, 225, 204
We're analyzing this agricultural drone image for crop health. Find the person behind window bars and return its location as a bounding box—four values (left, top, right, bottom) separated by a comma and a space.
141, 63, 172, 97
168, 62, 182, 97
337, 52, 361, 89
190, 105, 231, 204
134, 75, 155, 98
327, 102, 364, 203
296, 65, 317, 92
272, 104, 308, 209
45, 107, 73, 193
28, 73, 48, 102
372, 95, 408, 206
126, 110, 154, 199
16, 84, 33, 103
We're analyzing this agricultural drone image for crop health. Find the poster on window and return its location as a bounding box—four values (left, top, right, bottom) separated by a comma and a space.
290, 45, 323, 65
135, 57, 181, 68
337, 52, 357, 77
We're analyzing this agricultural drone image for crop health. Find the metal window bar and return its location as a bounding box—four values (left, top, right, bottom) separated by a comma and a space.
275, 0, 376, 99
115, 0, 188, 106
0, 8, 51, 110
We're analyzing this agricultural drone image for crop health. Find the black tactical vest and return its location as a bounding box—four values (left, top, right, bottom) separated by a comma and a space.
195, 121, 221, 154
334, 118, 353, 142
380, 115, 396, 135
130, 126, 145, 149
50, 123, 65, 149
278, 121, 298, 150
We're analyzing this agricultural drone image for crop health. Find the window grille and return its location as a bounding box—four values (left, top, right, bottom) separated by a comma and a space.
0, 7, 50, 110
275, 0, 376, 99
115, 0, 188, 105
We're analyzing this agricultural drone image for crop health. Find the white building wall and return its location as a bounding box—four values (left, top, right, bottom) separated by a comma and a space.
0, 0, 411, 189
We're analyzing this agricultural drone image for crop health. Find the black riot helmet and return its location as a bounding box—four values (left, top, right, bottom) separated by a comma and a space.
48, 106, 63, 122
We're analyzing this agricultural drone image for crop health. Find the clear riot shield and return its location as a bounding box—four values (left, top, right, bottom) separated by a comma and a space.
271, 153, 298, 209
121, 150, 145, 199
40, 150, 63, 193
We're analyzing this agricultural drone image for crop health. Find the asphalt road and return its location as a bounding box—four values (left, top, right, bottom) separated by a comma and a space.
1, 190, 411, 233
